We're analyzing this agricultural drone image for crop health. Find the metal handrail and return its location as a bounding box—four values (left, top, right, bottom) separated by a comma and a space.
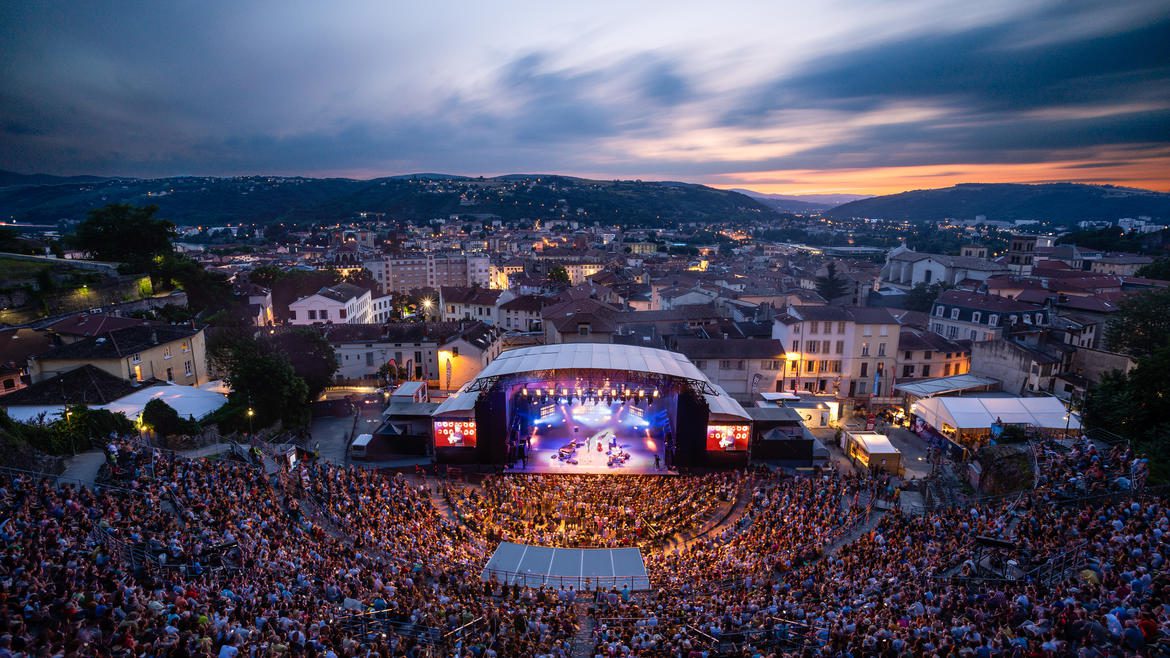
0, 464, 148, 497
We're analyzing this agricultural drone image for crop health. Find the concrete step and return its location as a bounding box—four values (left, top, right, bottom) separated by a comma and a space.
570, 605, 596, 658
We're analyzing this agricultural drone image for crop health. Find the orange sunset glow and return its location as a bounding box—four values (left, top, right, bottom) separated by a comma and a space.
710, 154, 1170, 196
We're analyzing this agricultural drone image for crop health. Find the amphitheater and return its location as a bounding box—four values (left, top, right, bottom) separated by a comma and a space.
1, 433, 1163, 657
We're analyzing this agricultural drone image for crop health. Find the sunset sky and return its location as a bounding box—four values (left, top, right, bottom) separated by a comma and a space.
1, 1, 1167, 195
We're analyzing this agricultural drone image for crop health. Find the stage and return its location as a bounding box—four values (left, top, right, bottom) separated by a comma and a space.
511, 400, 675, 475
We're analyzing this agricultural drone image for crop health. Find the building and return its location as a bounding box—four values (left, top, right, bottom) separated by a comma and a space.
497, 295, 546, 332
674, 337, 786, 398
288, 283, 372, 325
879, 245, 1008, 290
771, 306, 900, 402
0, 328, 52, 396
370, 294, 396, 324
929, 290, 1048, 342
1088, 255, 1154, 276
439, 286, 503, 325
1006, 234, 1038, 275
327, 322, 503, 391
45, 313, 152, 344
896, 326, 970, 381
237, 284, 274, 327
365, 254, 490, 293
541, 298, 622, 344
960, 244, 989, 259
489, 262, 526, 290
30, 325, 209, 386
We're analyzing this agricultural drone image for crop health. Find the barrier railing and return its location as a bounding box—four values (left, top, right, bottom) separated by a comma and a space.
481, 568, 651, 591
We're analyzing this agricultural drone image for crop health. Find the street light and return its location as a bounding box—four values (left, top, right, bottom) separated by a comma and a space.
65, 409, 75, 454
247, 407, 255, 435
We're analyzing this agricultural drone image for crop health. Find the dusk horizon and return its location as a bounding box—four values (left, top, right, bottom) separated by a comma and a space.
3, 0, 1168, 196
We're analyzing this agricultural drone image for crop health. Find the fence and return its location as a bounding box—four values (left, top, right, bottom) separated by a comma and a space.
331, 609, 442, 647
481, 568, 650, 591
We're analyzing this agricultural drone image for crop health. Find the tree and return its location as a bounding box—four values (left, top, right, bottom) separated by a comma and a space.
141, 399, 200, 438
213, 334, 311, 429
265, 328, 339, 400
815, 262, 849, 301
68, 204, 175, 272
342, 268, 379, 293
1083, 347, 1170, 481
548, 265, 570, 285
903, 282, 952, 313
1106, 287, 1170, 359
1136, 257, 1170, 281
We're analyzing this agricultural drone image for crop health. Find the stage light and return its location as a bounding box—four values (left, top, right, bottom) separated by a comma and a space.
561, 388, 568, 396
653, 390, 659, 398
638, 389, 645, 397
522, 388, 528, 396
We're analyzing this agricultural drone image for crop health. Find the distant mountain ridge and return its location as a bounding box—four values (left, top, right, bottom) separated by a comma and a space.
0, 171, 778, 227
730, 188, 871, 213
824, 183, 1170, 223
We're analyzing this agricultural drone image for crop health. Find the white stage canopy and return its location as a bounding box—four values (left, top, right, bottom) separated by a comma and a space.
912, 396, 1079, 431
473, 343, 709, 384
434, 343, 748, 419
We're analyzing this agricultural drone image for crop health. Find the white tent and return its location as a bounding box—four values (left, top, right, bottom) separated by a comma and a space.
3, 383, 227, 425
101, 383, 228, 421
912, 396, 1079, 431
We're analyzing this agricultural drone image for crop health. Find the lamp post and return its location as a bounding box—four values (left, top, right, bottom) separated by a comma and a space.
247, 407, 255, 436
65, 409, 75, 455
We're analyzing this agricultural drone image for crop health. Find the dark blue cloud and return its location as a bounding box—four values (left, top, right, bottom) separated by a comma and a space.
727, 12, 1170, 123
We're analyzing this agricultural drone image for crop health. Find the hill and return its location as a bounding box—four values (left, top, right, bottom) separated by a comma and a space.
0, 169, 110, 187
824, 183, 1170, 223
0, 173, 778, 227
730, 189, 870, 213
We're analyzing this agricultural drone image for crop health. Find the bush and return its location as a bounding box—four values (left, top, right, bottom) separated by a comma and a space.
141, 399, 200, 438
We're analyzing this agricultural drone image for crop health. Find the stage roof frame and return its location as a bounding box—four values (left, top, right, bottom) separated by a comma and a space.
894, 374, 999, 399
435, 343, 748, 417
472, 343, 708, 385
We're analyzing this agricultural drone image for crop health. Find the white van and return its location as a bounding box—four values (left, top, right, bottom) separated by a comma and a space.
350, 433, 375, 460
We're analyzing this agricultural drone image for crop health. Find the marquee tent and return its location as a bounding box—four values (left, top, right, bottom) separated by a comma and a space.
911, 396, 1078, 432
3, 383, 227, 424
100, 383, 228, 422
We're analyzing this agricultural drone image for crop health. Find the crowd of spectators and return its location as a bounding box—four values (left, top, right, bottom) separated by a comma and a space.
443, 473, 742, 549
0, 433, 1166, 657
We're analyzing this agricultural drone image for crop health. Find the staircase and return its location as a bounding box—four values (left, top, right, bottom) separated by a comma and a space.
570, 605, 596, 658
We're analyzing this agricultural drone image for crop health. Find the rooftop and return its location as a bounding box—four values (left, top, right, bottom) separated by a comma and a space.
1, 365, 160, 406
36, 325, 202, 361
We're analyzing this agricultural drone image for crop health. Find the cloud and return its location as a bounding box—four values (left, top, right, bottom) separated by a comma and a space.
0, 1, 1167, 193
726, 9, 1170, 122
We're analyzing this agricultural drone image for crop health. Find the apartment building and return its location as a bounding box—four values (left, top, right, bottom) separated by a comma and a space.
288, 283, 372, 325
896, 326, 971, 381
30, 325, 208, 386
929, 290, 1048, 342
674, 337, 787, 397
439, 286, 503, 325
327, 322, 503, 390
364, 254, 490, 293
879, 245, 1008, 291
771, 306, 900, 401
497, 295, 545, 332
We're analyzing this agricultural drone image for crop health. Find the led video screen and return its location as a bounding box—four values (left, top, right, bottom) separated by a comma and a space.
434, 420, 478, 448
705, 424, 750, 451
